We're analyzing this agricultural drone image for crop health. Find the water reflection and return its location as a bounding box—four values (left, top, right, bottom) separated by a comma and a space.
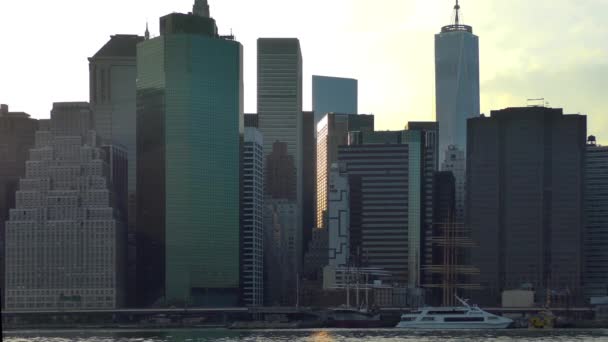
3, 329, 608, 342
309, 331, 334, 342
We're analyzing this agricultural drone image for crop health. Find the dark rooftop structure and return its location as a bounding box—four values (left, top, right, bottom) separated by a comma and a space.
91, 35, 144, 59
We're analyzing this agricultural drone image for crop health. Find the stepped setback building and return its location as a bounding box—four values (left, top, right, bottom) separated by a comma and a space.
4, 102, 126, 310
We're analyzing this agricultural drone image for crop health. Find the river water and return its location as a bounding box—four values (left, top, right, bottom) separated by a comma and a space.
4, 329, 608, 342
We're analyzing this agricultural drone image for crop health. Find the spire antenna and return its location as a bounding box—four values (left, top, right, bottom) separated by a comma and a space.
145, 21, 150, 40
454, 0, 461, 26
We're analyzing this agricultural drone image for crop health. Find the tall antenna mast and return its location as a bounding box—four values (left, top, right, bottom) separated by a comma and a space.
454, 0, 461, 26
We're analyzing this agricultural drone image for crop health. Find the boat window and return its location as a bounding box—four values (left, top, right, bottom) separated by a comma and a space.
421, 317, 435, 321
487, 317, 499, 320
428, 310, 467, 315
444, 317, 485, 322
400, 317, 415, 321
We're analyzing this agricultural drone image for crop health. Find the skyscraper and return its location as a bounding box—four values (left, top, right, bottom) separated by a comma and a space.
467, 107, 586, 306
241, 127, 264, 306
136, 0, 243, 307
4, 102, 126, 310
89, 34, 144, 233
338, 130, 423, 287
435, 0, 480, 157
316, 113, 374, 228
89, 34, 143, 307
312, 76, 358, 127
0, 104, 39, 309
257, 38, 303, 174
257, 38, 303, 304
584, 136, 608, 299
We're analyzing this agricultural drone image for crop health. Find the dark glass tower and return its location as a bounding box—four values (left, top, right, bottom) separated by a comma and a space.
467, 107, 586, 306
136, 0, 243, 307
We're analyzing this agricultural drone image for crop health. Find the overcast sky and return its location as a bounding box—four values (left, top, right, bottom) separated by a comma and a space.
1, 0, 606, 142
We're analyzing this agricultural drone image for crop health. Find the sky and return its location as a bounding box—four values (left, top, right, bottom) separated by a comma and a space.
1, 0, 606, 142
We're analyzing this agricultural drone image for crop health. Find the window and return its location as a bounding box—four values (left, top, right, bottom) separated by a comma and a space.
444, 317, 485, 322
421, 317, 435, 321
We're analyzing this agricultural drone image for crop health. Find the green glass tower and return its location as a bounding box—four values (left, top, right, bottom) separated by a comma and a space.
136, 0, 244, 307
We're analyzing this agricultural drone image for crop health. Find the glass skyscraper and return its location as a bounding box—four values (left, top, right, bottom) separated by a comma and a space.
435, 1, 480, 157
312, 75, 358, 127
257, 38, 303, 305
136, 0, 243, 307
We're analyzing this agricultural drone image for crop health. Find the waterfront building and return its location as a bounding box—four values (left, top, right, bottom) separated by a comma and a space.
441, 145, 466, 221
0, 104, 39, 308
584, 136, 608, 299
136, 0, 243, 307
241, 127, 264, 306
467, 107, 586, 306
338, 130, 423, 287
312, 75, 358, 127
4, 102, 126, 310
435, 0, 480, 158
316, 113, 374, 228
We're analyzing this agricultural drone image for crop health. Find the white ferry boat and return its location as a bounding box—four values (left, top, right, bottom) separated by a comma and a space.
395, 297, 513, 329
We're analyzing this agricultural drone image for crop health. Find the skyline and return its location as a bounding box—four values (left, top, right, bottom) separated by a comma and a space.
1, 0, 607, 141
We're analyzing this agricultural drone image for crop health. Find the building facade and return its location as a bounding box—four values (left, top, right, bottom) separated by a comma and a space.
584, 136, 608, 299
241, 127, 264, 306
407, 122, 439, 288
89, 34, 143, 232
4, 102, 126, 310
244, 113, 258, 128
302, 111, 315, 255
312, 75, 358, 127
263, 199, 299, 306
327, 163, 350, 268
441, 145, 466, 221
467, 107, 586, 306
0, 104, 39, 308
435, 1, 480, 158
338, 130, 423, 287
136, 0, 243, 307
316, 114, 374, 228
257, 38, 303, 305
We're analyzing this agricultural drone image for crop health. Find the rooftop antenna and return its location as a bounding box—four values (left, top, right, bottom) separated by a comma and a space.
454, 0, 461, 26
527, 98, 545, 107
144, 21, 150, 40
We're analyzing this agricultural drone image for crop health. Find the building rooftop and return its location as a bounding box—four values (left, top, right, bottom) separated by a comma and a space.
91, 35, 144, 59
